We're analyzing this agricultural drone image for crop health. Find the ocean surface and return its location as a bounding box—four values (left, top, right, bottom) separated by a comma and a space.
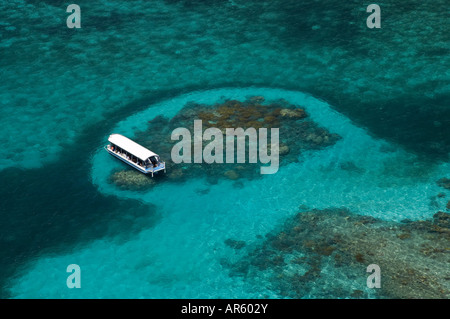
0, 0, 449, 298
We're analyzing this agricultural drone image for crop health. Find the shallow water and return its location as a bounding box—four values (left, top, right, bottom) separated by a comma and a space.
0, 1, 449, 298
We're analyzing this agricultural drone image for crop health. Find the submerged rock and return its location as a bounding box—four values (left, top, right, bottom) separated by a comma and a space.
279, 144, 290, 156
195, 188, 210, 195
437, 178, 450, 190
110, 170, 155, 190
224, 170, 239, 180
339, 161, 365, 174
350, 289, 365, 298
225, 238, 246, 250
167, 168, 184, 181
248, 96, 265, 104
433, 211, 450, 229
280, 108, 306, 119
114, 96, 340, 185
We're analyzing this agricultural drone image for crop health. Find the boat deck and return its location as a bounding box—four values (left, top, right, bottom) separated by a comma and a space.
105, 146, 165, 176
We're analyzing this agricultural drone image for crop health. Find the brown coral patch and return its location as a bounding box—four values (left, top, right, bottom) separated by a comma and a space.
229, 208, 450, 299
109, 170, 155, 191
110, 96, 341, 187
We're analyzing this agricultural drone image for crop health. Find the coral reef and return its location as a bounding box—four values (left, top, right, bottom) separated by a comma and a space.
109, 170, 155, 191
279, 108, 306, 119
225, 239, 246, 250
224, 170, 239, 180
228, 208, 450, 299
109, 96, 341, 189
278, 144, 290, 156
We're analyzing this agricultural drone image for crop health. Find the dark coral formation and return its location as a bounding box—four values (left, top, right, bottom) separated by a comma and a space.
437, 178, 450, 190
224, 238, 246, 250
110, 96, 340, 189
228, 209, 450, 299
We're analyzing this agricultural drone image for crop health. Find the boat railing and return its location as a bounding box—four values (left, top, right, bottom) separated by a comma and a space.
106, 144, 166, 176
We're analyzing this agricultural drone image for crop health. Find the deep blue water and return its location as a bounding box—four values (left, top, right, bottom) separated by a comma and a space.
0, 0, 449, 298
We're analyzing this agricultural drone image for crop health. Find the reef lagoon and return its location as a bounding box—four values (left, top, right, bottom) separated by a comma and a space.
0, 1, 449, 299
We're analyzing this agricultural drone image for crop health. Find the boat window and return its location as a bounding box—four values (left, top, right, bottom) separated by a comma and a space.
150, 156, 158, 166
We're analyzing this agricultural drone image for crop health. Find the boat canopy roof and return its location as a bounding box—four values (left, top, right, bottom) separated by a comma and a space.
108, 134, 157, 161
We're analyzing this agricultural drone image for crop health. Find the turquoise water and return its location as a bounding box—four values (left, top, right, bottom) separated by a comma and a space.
0, 1, 449, 298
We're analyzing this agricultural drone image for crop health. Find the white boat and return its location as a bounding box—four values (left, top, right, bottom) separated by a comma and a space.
105, 134, 166, 177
